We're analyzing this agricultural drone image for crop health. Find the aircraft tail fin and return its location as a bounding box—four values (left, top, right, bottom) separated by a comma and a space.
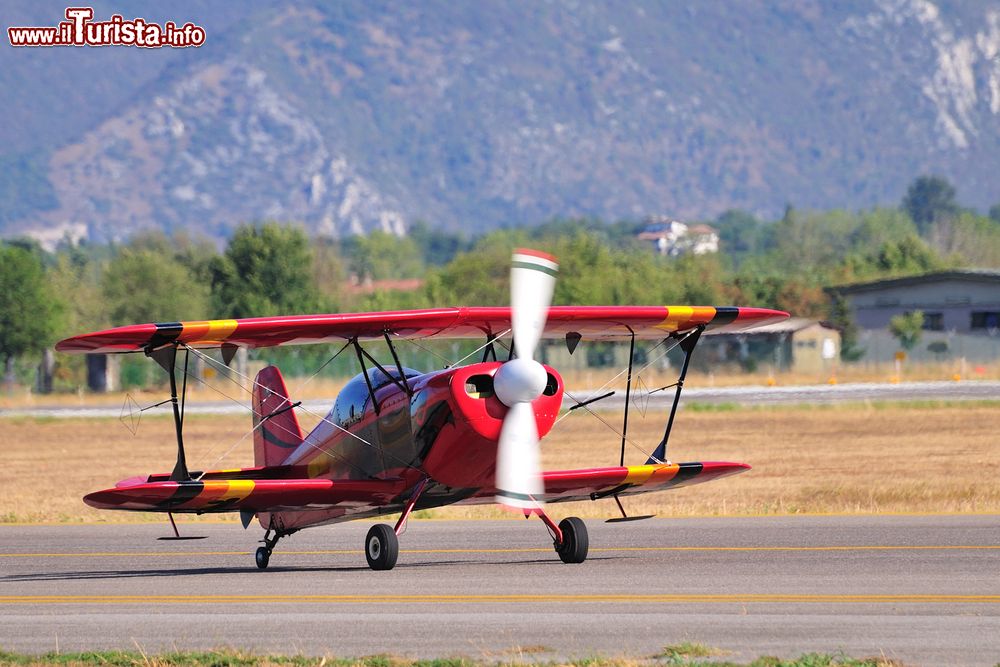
252, 366, 304, 468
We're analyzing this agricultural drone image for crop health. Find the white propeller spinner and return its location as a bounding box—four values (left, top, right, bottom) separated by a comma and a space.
494, 249, 558, 509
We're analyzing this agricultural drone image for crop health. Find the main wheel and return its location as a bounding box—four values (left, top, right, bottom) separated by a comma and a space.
255, 546, 270, 570
556, 517, 588, 564
365, 523, 399, 571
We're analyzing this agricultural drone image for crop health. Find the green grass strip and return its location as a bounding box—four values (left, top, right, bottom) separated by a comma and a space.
0, 647, 910, 667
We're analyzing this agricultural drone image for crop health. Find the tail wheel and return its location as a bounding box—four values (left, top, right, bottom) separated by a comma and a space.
556, 517, 588, 564
365, 524, 399, 571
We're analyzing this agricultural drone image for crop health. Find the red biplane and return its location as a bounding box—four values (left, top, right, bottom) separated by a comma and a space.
56, 250, 787, 570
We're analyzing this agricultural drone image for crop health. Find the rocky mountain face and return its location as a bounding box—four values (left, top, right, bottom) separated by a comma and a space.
35, 60, 406, 242
3, 0, 999, 244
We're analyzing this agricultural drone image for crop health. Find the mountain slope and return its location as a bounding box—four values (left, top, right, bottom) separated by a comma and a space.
2, 0, 999, 242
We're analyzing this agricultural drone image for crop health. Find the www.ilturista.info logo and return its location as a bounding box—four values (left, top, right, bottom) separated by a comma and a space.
8, 7, 206, 48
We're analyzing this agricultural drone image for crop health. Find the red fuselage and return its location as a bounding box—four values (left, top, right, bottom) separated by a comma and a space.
261, 362, 564, 531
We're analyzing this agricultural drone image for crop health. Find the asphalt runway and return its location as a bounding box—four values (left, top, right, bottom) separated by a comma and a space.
1, 516, 998, 665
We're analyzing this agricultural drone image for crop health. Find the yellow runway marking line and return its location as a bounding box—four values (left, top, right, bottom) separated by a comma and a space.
2, 545, 998, 558
1, 594, 998, 605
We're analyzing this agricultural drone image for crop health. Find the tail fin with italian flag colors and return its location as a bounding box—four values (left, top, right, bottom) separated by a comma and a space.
252, 366, 303, 468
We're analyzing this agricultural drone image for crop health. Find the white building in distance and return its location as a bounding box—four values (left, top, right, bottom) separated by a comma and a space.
637, 217, 719, 256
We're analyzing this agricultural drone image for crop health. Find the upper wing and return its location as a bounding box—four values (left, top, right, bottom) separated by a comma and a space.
56, 306, 788, 354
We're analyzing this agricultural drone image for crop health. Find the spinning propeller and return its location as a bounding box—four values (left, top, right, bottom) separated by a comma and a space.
493, 249, 558, 509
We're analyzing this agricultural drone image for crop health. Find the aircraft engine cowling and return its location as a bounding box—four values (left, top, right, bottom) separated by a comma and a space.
416, 362, 563, 489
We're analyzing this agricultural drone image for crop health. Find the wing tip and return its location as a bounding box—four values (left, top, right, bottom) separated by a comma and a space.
701, 461, 752, 476
82, 489, 119, 509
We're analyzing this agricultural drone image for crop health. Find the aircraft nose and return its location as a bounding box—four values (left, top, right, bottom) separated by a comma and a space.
449, 362, 563, 441
418, 362, 565, 490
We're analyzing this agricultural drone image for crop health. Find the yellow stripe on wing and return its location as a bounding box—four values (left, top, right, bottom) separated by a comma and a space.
657, 306, 692, 332
200, 480, 255, 502
624, 465, 663, 485
182, 319, 239, 345
223, 480, 255, 501
656, 306, 700, 331
655, 306, 717, 332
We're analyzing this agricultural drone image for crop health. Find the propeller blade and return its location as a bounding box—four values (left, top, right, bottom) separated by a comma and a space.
510, 249, 558, 361
495, 249, 557, 509
495, 402, 543, 509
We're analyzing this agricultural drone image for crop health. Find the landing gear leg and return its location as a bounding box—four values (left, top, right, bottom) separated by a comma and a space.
393, 478, 429, 536
535, 509, 589, 564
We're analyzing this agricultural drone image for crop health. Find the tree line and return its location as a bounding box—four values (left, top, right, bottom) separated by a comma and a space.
2, 175, 999, 391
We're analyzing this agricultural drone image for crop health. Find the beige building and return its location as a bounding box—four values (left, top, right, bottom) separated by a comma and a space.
539, 318, 840, 374
688, 318, 840, 374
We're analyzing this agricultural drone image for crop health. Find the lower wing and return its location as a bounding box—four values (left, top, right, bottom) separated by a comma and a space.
83, 476, 407, 514
541, 461, 749, 503
453, 461, 749, 506
83, 461, 747, 514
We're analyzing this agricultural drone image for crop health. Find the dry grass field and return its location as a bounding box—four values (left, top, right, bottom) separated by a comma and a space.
1, 401, 998, 524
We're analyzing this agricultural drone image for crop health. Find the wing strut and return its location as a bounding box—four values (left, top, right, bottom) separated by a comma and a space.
618, 329, 636, 467
481, 333, 500, 362
352, 337, 413, 415
382, 331, 412, 397
148, 344, 191, 481
646, 325, 704, 465
352, 340, 381, 415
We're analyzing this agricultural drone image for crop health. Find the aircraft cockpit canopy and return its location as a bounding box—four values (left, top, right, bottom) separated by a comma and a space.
330, 367, 421, 427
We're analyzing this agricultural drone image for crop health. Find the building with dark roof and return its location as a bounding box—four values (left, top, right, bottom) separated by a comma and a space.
827, 270, 1000, 333
827, 270, 1000, 362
